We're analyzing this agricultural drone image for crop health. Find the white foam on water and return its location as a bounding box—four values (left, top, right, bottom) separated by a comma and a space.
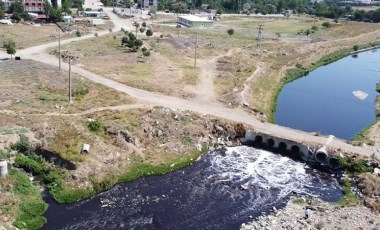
208, 146, 322, 200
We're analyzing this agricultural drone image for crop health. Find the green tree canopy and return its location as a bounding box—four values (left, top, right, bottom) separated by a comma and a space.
10, 0, 29, 21
0, 1, 5, 19
62, 0, 72, 15
3, 39, 16, 59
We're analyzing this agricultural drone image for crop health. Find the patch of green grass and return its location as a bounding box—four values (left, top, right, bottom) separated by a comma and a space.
338, 157, 373, 175
0, 127, 28, 135
51, 147, 209, 204
315, 221, 324, 230
292, 198, 306, 205
182, 136, 193, 146
0, 150, 11, 160
10, 172, 48, 230
352, 122, 376, 144
335, 178, 359, 206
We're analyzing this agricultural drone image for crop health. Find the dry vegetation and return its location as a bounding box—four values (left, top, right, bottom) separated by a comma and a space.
0, 24, 63, 49
358, 173, 380, 212
0, 59, 134, 114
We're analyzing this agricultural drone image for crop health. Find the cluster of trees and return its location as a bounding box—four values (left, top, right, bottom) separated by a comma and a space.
155, 0, 380, 23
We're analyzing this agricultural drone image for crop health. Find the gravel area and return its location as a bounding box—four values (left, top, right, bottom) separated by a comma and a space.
241, 197, 380, 230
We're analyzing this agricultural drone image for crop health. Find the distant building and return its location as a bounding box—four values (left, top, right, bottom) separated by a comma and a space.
143, 0, 157, 9
2, 0, 12, 12
178, 15, 213, 28
172, 1, 187, 10
355, 0, 372, 4
1, 0, 61, 13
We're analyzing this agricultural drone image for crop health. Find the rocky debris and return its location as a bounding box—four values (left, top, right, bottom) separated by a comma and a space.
234, 123, 246, 138
241, 197, 380, 230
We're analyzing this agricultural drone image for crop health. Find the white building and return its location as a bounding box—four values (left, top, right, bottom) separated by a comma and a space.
178, 15, 213, 28
143, 0, 157, 9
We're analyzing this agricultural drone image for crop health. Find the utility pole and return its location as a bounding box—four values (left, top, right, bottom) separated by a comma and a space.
177, 13, 179, 38
57, 28, 61, 70
68, 56, 73, 104
257, 24, 264, 49
194, 32, 197, 68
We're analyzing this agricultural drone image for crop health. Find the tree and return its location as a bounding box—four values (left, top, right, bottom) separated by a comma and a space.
44, 0, 52, 20
62, 0, 72, 15
10, 0, 29, 22
3, 40, 16, 59
0, 1, 5, 20
133, 22, 140, 37
121, 32, 143, 51
227, 28, 234, 37
146, 29, 153, 37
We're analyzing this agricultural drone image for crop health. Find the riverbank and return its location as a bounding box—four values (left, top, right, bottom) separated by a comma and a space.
241, 196, 380, 230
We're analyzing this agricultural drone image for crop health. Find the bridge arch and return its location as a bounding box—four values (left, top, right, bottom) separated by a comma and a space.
266, 138, 275, 147
278, 142, 287, 152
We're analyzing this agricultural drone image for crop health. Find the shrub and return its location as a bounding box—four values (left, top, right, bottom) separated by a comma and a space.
146, 29, 153, 37
353, 45, 359, 51
10, 135, 31, 153
0, 150, 11, 160
88, 119, 102, 132
142, 47, 151, 57
14, 153, 45, 174
73, 86, 89, 100
76, 31, 81, 37
94, 33, 98, 37
322, 21, 331, 28
338, 157, 373, 174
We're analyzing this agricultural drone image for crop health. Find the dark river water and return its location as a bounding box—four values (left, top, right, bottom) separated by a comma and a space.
43, 147, 342, 230
275, 49, 380, 140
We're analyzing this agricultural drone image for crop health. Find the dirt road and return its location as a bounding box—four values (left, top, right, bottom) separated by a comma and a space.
1, 8, 377, 159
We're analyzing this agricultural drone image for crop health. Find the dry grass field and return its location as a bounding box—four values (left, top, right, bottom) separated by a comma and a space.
0, 24, 62, 49
0, 59, 134, 114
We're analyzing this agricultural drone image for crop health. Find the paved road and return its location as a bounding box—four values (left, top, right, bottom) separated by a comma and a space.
0, 8, 376, 158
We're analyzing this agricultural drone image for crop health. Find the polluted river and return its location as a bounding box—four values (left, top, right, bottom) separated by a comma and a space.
43, 146, 342, 229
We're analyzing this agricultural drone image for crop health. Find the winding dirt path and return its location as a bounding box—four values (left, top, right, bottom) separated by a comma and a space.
240, 62, 266, 105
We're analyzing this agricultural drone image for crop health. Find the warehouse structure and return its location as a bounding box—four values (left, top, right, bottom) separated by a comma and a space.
178, 15, 213, 28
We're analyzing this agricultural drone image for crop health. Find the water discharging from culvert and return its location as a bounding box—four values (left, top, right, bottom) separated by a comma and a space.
43, 146, 342, 230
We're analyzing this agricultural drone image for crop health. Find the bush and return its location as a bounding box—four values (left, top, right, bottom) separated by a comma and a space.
11, 172, 48, 230
76, 31, 81, 37
88, 119, 102, 132
353, 45, 359, 51
338, 157, 373, 174
146, 29, 153, 37
73, 86, 89, 100
322, 21, 331, 28
142, 47, 151, 57
0, 150, 11, 160
10, 135, 31, 153
14, 153, 45, 174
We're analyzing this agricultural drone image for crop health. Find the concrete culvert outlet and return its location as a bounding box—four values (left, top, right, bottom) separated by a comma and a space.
254, 135, 263, 144
328, 157, 341, 169
266, 139, 275, 147
278, 142, 287, 151
315, 147, 328, 163
291, 145, 300, 155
